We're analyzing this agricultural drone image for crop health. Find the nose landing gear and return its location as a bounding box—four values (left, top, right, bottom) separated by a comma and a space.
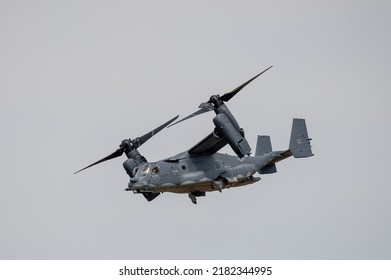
188, 191, 206, 204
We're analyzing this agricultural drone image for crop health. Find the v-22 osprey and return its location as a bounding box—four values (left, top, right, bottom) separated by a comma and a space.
75, 66, 313, 204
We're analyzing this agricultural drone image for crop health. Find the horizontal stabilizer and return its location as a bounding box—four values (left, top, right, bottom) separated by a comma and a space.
289, 118, 313, 158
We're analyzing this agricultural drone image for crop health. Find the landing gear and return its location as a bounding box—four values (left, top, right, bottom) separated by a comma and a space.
188, 193, 197, 204
188, 191, 206, 204
212, 180, 223, 192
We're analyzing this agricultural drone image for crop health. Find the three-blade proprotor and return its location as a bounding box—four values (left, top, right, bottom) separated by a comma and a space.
168, 66, 273, 127
74, 115, 179, 174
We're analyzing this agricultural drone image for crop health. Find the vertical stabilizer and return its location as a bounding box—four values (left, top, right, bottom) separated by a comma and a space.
256, 135, 277, 174
255, 135, 273, 156
289, 118, 313, 158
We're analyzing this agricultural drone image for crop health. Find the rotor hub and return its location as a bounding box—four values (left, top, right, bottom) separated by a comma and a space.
209, 95, 224, 108
120, 139, 134, 153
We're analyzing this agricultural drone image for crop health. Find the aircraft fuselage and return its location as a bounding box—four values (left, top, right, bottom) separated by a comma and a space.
126, 152, 279, 195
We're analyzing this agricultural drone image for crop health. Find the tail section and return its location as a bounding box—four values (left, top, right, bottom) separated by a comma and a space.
254, 118, 313, 176
289, 118, 313, 158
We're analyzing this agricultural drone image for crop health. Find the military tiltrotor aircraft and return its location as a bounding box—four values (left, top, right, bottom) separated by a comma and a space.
75, 66, 313, 204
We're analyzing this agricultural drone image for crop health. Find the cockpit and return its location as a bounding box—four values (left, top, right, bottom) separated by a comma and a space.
135, 164, 160, 176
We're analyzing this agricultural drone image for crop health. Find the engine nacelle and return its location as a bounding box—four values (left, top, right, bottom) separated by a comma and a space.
213, 113, 251, 158
123, 158, 138, 177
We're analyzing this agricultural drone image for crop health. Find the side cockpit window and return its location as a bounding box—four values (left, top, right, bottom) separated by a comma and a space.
136, 164, 160, 176
151, 164, 160, 174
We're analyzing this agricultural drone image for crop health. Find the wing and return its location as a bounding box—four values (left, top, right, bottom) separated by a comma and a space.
188, 132, 228, 156
165, 132, 228, 161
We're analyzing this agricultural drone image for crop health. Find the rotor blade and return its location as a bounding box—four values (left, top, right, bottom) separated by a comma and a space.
220, 65, 273, 102
168, 67, 272, 128
134, 115, 179, 147
74, 148, 124, 174
167, 107, 211, 128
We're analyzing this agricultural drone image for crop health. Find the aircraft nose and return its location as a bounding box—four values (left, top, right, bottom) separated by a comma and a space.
130, 178, 139, 183
128, 177, 148, 190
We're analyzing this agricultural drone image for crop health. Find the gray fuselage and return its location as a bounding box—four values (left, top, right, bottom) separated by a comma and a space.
127, 151, 279, 194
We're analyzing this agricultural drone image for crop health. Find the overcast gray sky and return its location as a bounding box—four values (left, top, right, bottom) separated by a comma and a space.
1, 0, 390, 259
